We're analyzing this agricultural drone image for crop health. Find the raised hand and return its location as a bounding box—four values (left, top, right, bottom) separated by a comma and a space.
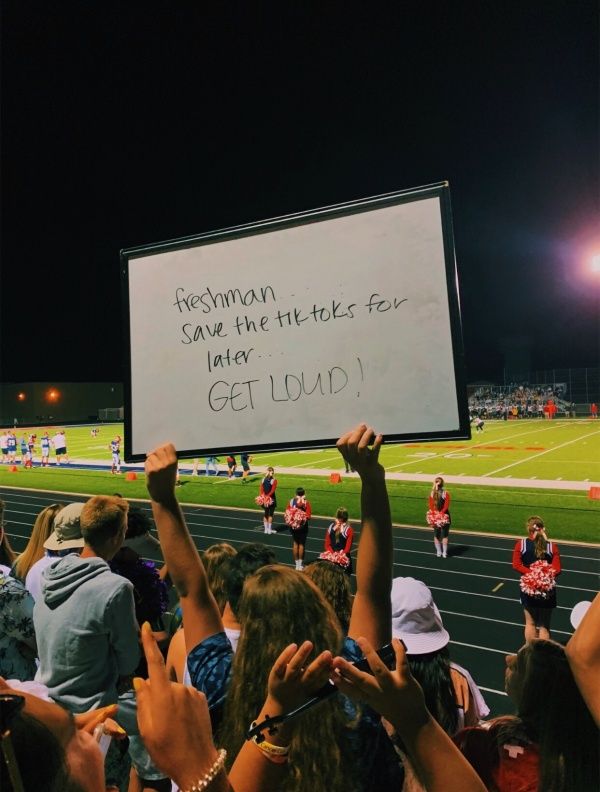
145, 443, 179, 504
332, 636, 428, 732
336, 424, 384, 481
267, 641, 333, 713
134, 622, 227, 791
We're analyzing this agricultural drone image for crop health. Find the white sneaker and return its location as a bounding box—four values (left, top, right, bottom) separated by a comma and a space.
436, 550, 442, 557
442, 553, 447, 558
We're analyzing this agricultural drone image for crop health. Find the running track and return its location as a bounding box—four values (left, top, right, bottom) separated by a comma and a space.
2, 485, 598, 718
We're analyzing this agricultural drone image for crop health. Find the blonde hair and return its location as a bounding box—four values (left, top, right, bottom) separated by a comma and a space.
80, 496, 128, 551
201, 542, 237, 614
304, 561, 353, 635
13, 503, 64, 580
527, 515, 548, 559
220, 565, 357, 791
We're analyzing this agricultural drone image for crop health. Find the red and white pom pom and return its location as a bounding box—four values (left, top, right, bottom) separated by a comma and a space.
318, 550, 350, 568
284, 507, 308, 529
255, 493, 273, 508
426, 509, 450, 528
520, 560, 557, 598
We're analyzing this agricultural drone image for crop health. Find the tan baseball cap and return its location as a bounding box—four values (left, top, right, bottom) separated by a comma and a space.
43, 502, 85, 551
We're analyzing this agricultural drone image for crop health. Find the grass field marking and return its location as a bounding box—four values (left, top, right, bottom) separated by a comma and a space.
492, 582, 504, 592
439, 608, 571, 638
483, 428, 600, 478
289, 455, 342, 468
386, 423, 563, 472
391, 560, 598, 593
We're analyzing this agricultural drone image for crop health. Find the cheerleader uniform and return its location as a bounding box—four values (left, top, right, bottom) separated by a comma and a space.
289, 496, 312, 545
512, 538, 561, 612
325, 521, 354, 573
260, 476, 277, 518
428, 490, 451, 539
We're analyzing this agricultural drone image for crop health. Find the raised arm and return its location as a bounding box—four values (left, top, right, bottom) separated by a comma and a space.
565, 593, 600, 727
145, 444, 223, 652
337, 424, 391, 648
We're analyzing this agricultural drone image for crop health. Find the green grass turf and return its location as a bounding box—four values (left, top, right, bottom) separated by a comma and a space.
2, 464, 598, 543
6, 419, 600, 480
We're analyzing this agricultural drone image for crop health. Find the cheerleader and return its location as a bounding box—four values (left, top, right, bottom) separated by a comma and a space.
288, 487, 312, 571
324, 508, 354, 573
429, 476, 451, 557
258, 467, 277, 534
512, 516, 561, 641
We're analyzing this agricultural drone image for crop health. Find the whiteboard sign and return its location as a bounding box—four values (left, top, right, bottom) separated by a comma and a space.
121, 183, 470, 461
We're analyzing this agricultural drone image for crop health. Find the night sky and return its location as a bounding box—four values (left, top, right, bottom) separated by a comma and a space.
1, 3, 598, 383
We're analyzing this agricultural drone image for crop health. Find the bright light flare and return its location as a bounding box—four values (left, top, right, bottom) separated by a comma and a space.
46, 388, 60, 403
591, 254, 600, 274
17, 392, 26, 401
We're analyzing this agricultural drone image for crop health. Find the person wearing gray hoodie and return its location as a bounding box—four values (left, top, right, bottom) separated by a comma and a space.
33, 495, 140, 713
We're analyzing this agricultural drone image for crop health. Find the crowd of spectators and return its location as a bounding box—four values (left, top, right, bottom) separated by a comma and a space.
0, 424, 598, 792
468, 384, 570, 419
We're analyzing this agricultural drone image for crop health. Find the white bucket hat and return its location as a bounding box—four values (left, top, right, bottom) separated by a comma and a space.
43, 502, 85, 551
391, 576, 450, 654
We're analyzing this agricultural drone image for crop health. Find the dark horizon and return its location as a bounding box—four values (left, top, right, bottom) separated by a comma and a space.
1, 3, 598, 384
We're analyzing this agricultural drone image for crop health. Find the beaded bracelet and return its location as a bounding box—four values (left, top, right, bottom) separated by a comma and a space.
181, 748, 227, 792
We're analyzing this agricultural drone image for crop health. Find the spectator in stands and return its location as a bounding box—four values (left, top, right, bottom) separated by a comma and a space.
0, 499, 17, 574
33, 495, 139, 712
454, 640, 598, 792
119, 502, 164, 563
202, 543, 237, 614
12, 503, 64, 582
144, 424, 403, 791
0, 680, 111, 792
390, 577, 488, 734
166, 542, 238, 682
24, 503, 85, 602
304, 559, 353, 634
0, 529, 37, 679
167, 542, 275, 681
566, 591, 600, 727
512, 516, 561, 641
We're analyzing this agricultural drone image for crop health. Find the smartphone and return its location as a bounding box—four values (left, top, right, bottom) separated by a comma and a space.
93, 724, 113, 758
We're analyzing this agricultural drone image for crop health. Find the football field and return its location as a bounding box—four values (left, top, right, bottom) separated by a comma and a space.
12, 418, 598, 484
1, 419, 599, 543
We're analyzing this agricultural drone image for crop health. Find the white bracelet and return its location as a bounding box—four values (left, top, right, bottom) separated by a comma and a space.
181, 748, 227, 791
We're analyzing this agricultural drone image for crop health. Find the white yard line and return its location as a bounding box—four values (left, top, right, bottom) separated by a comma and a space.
483, 428, 600, 477
386, 423, 566, 471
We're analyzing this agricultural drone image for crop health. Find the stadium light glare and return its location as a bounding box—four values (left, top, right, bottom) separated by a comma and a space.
17, 392, 26, 401
591, 253, 600, 274
46, 388, 60, 403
